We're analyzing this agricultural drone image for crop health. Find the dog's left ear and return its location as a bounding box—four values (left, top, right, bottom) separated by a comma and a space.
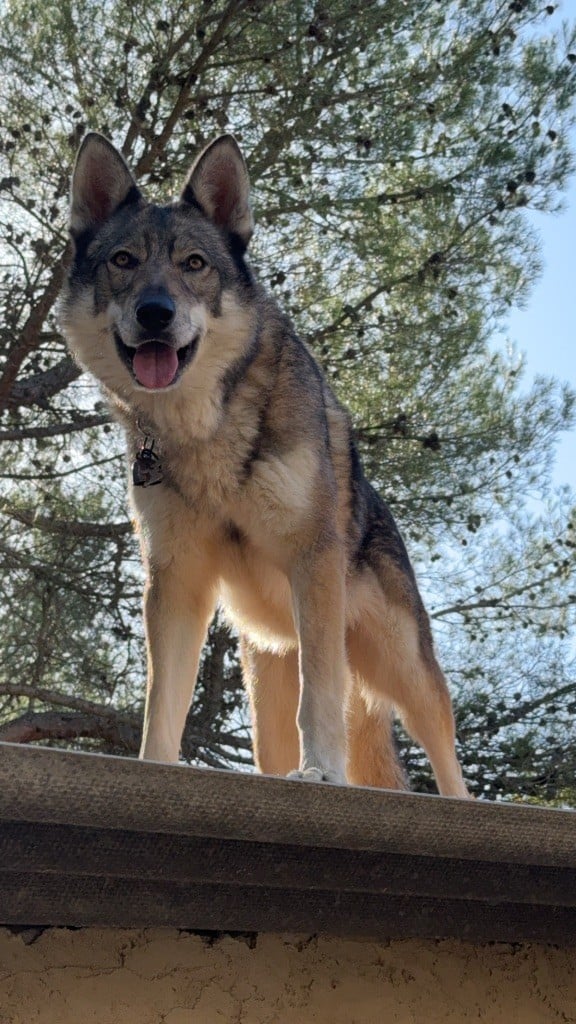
181, 135, 253, 249
69, 133, 141, 242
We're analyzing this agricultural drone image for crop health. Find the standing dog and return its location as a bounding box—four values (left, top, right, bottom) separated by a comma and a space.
60, 132, 469, 797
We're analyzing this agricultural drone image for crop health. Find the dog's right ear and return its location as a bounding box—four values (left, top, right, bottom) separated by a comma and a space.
181, 135, 253, 250
69, 133, 141, 242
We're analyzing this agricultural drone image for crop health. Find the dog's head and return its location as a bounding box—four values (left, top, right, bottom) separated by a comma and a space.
60, 133, 255, 399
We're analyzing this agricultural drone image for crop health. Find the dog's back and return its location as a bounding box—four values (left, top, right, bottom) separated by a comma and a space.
61, 132, 469, 797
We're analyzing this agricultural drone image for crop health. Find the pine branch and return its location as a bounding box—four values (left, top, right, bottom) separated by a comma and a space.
0, 414, 110, 442
466, 681, 576, 737
129, 0, 258, 173
7, 355, 82, 409
0, 709, 139, 749
1, 505, 132, 539
0, 255, 69, 410
432, 566, 569, 620
0, 682, 138, 718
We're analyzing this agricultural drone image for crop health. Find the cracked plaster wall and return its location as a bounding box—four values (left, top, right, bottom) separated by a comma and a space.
0, 927, 575, 1023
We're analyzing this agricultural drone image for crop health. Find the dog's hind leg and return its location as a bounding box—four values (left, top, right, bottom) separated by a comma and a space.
397, 656, 470, 799
346, 682, 408, 790
240, 642, 300, 775
347, 594, 469, 798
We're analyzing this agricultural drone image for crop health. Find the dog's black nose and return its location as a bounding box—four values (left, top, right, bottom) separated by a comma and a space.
136, 293, 176, 333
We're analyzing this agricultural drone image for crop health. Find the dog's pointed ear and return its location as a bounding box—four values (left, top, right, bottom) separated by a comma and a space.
181, 135, 253, 249
69, 133, 141, 241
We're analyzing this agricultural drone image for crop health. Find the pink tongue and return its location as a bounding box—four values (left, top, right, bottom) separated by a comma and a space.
133, 342, 179, 389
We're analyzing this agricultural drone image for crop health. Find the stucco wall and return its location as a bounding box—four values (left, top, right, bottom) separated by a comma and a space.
1, 927, 575, 1022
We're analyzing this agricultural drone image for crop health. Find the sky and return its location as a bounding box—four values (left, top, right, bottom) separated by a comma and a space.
505, 141, 576, 496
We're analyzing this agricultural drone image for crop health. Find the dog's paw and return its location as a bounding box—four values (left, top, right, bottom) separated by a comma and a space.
287, 767, 345, 785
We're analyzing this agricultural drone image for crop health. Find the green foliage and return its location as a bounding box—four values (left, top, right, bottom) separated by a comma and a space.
0, 0, 575, 802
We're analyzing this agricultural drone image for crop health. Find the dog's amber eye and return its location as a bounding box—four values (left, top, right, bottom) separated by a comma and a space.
111, 250, 137, 269
185, 254, 206, 272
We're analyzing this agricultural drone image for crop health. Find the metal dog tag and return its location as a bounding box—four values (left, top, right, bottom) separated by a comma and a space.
132, 439, 163, 487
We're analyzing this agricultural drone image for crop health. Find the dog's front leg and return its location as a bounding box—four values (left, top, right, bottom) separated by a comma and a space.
289, 543, 348, 784
139, 564, 217, 764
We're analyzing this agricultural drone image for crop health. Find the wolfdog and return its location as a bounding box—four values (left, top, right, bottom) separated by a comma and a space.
60, 132, 469, 797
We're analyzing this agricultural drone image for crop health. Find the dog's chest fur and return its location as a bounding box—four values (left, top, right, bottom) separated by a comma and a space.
136, 426, 317, 540
127, 423, 314, 646
126, 374, 322, 563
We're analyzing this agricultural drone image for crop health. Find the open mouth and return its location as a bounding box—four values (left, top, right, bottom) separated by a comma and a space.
115, 334, 198, 390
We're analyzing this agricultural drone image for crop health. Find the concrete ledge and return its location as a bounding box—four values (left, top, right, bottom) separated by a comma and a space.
1, 743, 575, 943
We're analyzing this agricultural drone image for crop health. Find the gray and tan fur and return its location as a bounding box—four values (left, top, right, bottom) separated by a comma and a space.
60, 132, 469, 797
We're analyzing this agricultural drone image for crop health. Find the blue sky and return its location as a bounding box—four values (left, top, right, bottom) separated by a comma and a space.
505, 146, 576, 495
